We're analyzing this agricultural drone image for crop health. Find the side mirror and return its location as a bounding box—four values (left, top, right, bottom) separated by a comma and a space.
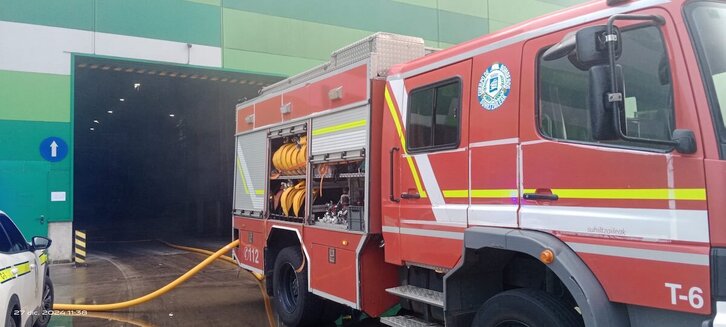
672, 129, 697, 154
588, 64, 625, 140
576, 25, 621, 68
31, 236, 51, 250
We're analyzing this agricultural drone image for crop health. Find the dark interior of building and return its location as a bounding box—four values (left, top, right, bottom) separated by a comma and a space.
73, 56, 282, 242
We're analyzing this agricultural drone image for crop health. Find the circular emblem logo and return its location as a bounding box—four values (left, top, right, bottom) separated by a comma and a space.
477, 63, 511, 111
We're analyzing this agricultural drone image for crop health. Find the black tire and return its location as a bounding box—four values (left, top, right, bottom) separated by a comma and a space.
33, 278, 54, 327
272, 246, 323, 326
5, 296, 20, 327
471, 289, 583, 327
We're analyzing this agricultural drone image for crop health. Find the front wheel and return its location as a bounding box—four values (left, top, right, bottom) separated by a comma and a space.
471, 288, 583, 327
5, 297, 19, 327
33, 278, 54, 327
272, 247, 323, 327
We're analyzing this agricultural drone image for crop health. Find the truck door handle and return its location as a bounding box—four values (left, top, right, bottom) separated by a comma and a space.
523, 192, 559, 201
389, 147, 400, 203
400, 193, 421, 200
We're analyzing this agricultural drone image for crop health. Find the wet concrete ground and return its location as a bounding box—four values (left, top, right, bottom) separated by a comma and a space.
48, 239, 270, 327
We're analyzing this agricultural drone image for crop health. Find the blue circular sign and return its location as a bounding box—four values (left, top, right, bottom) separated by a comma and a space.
39, 137, 68, 162
477, 63, 512, 111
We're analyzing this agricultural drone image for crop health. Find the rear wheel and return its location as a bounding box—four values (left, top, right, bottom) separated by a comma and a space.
272, 246, 323, 327
33, 278, 54, 327
471, 289, 583, 327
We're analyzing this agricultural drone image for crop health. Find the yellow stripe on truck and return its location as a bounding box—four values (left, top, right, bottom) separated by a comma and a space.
443, 189, 519, 198
236, 157, 251, 194
384, 87, 427, 198
442, 188, 706, 200
312, 119, 367, 136
522, 188, 706, 200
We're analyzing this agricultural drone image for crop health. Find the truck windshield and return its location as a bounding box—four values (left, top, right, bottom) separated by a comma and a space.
688, 2, 726, 136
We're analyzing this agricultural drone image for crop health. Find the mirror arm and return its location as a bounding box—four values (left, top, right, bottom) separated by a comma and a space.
606, 14, 677, 147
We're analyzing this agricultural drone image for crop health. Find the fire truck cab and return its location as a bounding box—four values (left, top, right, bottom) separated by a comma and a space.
232, 0, 726, 326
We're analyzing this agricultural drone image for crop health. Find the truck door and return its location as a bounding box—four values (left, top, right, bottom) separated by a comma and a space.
384, 60, 471, 269
519, 10, 710, 315
467, 42, 522, 228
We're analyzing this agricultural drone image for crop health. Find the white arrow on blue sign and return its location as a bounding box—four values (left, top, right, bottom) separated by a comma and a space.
39, 137, 68, 162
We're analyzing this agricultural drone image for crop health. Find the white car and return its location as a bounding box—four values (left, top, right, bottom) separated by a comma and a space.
0, 211, 53, 327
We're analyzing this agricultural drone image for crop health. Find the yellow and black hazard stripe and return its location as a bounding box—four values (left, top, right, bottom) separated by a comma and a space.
39, 251, 48, 265
13, 261, 30, 277
0, 266, 15, 284
0, 261, 31, 284
75, 230, 87, 265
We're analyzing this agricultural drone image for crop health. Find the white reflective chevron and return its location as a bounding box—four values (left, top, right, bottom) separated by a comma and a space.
388, 78, 408, 126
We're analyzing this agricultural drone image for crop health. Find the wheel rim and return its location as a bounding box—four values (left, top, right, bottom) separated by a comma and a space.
279, 262, 299, 313
38, 282, 52, 323
495, 321, 531, 327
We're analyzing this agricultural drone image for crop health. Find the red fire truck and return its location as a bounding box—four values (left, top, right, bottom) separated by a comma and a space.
232, 0, 726, 326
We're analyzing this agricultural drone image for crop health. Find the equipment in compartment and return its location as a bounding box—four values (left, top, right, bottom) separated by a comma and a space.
271, 135, 307, 177
268, 130, 309, 222
311, 159, 365, 231
277, 180, 314, 217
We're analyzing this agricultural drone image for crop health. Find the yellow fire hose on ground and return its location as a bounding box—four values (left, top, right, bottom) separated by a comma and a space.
158, 240, 276, 327
53, 239, 276, 327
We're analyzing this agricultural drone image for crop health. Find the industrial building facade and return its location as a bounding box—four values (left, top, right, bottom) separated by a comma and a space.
0, 0, 583, 261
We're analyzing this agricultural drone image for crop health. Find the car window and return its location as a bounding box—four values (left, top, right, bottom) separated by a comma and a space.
687, 2, 726, 144
407, 79, 461, 152
0, 215, 28, 253
0, 223, 12, 253
539, 25, 675, 147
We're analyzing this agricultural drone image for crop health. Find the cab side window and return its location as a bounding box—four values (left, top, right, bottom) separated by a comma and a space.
407, 79, 461, 152
0, 216, 28, 253
538, 25, 675, 147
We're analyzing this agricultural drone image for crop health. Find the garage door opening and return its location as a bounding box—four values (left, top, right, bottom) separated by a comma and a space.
73, 56, 282, 242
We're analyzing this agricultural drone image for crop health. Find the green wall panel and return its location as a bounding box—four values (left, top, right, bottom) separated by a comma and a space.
0, 120, 72, 237
223, 9, 371, 61
439, 0, 488, 18
439, 10, 489, 44
0, 120, 71, 164
187, 0, 221, 6
392, 0, 436, 9
0, 70, 70, 123
540, 0, 588, 6
488, 0, 563, 25
0, 0, 94, 30
95, 0, 221, 46
222, 0, 441, 43
438, 42, 456, 49
223, 49, 325, 76
489, 19, 515, 33
47, 170, 71, 222
0, 160, 51, 237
